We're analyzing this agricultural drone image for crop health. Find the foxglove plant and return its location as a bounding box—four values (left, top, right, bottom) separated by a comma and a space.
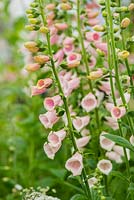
23, 0, 134, 199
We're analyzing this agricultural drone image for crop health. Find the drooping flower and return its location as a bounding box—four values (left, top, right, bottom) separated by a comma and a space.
76, 136, 91, 149
81, 93, 97, 112
106, 151, 122, 164
44, 95, 62, 111
43, 142, 61, 160
73, 116, 90, 131
100, 132, 115, 151
88, 177, 98, 188
39, 110, 59, 129
66, 52, 81, 68
65, 152, 83, 176
97, 159, 112, 175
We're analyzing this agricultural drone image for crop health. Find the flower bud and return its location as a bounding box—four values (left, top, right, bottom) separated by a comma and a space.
93, 25, 105, 32
60, 3, 71, 10
24, 41, 39, 53
115, 6, 128, 13
29, 18, 41, 25
39, 26, 49, 33
128, 3, 134, 11
25, 63, 40, 72
102, 11, 107, 17
34, 55, 50, 64
118, 50, 130, 59
30, 2, 38, 8
96, 48, 105, 56
25, 25, 35, 31
45, 3, 55, 11
87, 69, 103, 80
121, 17, 130, 28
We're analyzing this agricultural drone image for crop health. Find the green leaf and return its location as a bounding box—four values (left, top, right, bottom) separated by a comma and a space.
70, 194, 86, 200
103, 134, 134, 152
110, 171, 129, 183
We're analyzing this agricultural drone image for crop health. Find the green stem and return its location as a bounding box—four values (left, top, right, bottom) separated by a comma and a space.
105, 0, 131, 186
38, 0, 91, 198
118, 0, 134, 97
76, 0, 100, 133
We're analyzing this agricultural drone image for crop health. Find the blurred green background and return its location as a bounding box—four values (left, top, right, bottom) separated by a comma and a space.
0, 0, 134, 200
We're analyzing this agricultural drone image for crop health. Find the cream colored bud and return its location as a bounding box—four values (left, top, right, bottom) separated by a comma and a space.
118, 50, 130, 59
128, 3, 134, 11
29, 18, 40, 24
34, 55, 50, 64
24, 41, 39, 53
25, 63, 40, 72
60, 3, 71, 10
121, 17, 130, 28
87, 69, 103, 80
39, 26, 49, 33
93, 25, 105, 32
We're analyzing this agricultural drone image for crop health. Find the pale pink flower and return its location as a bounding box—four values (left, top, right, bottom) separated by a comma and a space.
87, 11, 99, 18
43, 142, 61, 160
88, 18, 100, 26
48, 129, 66, 147
50, 34, 59, 45
85, 32, 100, 42
99, 80, 111, 95
73, 116, 90, 131
81, 93, 97, 112
106, 151, 122, 163
39, 110, 59, 129
105, 116, 119, 130
31, 78, 53, 96
44, 95, 62, 111
95, 42, 108, 54
130, 135, 134, 146
31, 86, 47, 96
45, 3, 55, 11
116, 92, 130, 105
113, 145, 130, 160
111, 106, 126, 119
55, 23, 68, 31
37, 78, 53, 89
89, 56, 97, 68
88, 177, 98, 188
97, 159, 112, 175
100, 132, 115, 151
76, 136, 91, 149
59, 72, 80, 97
66, 52, 81, 68
65, 152, 83, 176
54, 49, 64, 66
63, 37, 74, 54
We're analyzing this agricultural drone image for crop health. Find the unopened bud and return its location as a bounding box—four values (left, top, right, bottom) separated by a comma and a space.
25, 63, 40, 72
87, 69, 103, 80
96, 48, 105, 56
93, 25, 105, 32
29, 18, 41, 24
39, 26, 49, 33
24, 41, 39, 53
118, 50, 130, 59
45, 3, 55, 11
60, 3, 71, 10
128, 3, 134, 11
34, 55, 50, 64
115, 6, 128, 13
121, 17, 130, 28
30, 2, 38, 8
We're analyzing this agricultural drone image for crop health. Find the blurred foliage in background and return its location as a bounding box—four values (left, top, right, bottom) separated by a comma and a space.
0, 1, 77, 199
0, 0, 134, 200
